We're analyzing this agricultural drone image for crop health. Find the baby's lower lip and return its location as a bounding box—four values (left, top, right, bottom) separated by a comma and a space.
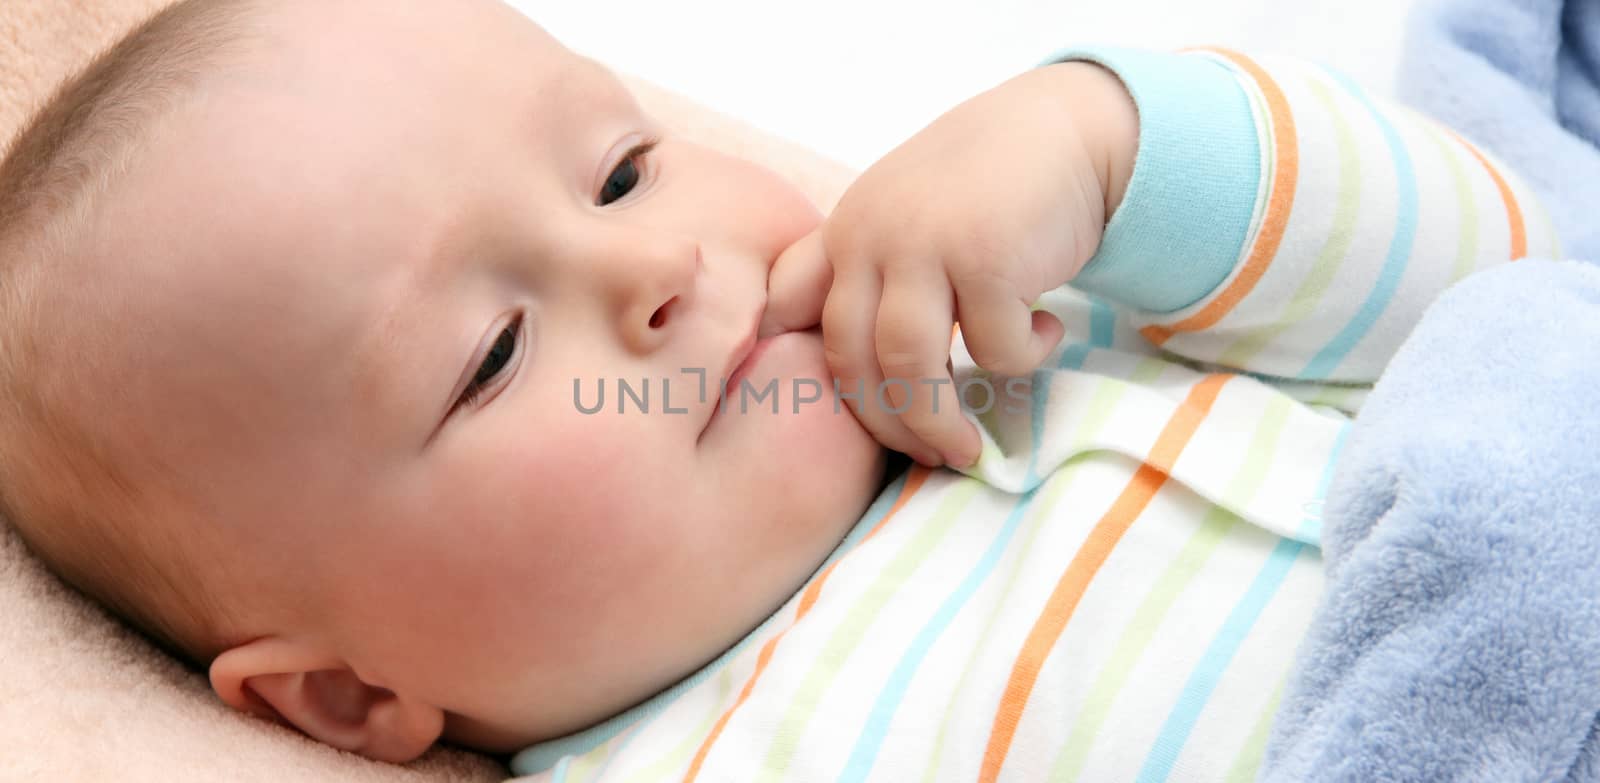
699, 328, 822, 442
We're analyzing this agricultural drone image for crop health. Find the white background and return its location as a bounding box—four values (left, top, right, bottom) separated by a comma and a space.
506, 0, 1417, 171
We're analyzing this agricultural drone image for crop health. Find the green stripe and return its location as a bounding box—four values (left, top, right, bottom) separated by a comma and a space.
1051, 508, 1243, 781
1049, 395, 1293, 781
1424, 123, 1480, 285
568, 736, 612, 782
1222, 677, 1288, 782
1305, 382, 1361, 411
968, 367, 1010, 465
918, 362, 1168, 783
1219, 77, 1362, 369
917, 462, 1078, 783
618, 666, 736, 783
756, 478, 982, 782
1237, 57, 1277, 254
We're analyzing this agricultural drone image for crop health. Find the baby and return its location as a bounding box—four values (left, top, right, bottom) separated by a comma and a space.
0, 0, 1557, 778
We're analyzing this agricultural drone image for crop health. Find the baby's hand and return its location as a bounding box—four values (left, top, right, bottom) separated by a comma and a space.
760, 62, 1137, 468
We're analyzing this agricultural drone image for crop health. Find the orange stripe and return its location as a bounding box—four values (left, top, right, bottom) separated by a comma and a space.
1143, 49, 1300, 347
1451, 131, 1527, 260
681, 465, 934, 782
977, 374, 1231, 782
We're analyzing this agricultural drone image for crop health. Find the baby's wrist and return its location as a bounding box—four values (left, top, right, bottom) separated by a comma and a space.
1034, 61, 1138, 227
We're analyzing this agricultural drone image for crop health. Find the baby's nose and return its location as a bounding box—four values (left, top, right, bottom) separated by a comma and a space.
599, 232, 702, 356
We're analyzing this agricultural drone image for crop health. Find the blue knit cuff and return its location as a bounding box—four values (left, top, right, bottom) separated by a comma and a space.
1040, 46, 1262, 313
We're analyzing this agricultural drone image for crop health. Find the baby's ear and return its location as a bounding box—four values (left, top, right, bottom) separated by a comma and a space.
210, 636, 444, 764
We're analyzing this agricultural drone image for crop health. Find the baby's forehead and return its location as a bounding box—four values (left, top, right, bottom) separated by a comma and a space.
128, 8, 639, 292
254, 0, 586, 105
208, 1, 620, 178
76, 0, 646, 428
116, 1, 607, 269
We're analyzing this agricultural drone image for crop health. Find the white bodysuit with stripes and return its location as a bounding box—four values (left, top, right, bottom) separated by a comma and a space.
511, 47, 1558, 782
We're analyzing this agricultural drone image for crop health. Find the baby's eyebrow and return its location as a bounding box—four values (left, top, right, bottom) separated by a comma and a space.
351, 287, 415, 425
408, 189, 479, 290
352, 214, 471, 435
587, 60, 647, 112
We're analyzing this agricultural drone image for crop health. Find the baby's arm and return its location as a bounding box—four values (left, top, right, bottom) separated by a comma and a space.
1057, 47, 1559, 386
762, 48, 1555, 465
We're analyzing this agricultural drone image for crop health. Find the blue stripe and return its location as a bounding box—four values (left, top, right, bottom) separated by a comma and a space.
1055, 344, 1093, 373
1020, 366, 1055, 491
836, 489, 1040, 783
585, 724, 641, 780
1134, 421, 1350, 781
836, 300, 1095, 779
1135, 539, 1308, 783
1297, 423, 1351, 547
1025, 298, 1116, 487
1089, 296, 1117, 349
1301, 71, 1419, 380
1055, 298, 1116, 374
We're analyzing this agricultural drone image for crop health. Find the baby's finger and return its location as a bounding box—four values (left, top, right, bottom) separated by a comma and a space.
760, 228, 832, 338
875, 266, 977, 466
953, 271, 1065, 376
823, 268, 944, 466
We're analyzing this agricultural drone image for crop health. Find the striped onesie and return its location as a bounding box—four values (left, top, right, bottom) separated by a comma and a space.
510, 47, 1557, 782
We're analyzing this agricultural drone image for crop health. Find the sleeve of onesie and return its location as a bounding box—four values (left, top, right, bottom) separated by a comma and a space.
1041, 46, 1560, 385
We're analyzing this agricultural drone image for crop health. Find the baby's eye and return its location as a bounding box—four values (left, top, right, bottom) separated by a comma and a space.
457, 315, 522, 410
596, 139, 658, 207
598, 157, 639, 206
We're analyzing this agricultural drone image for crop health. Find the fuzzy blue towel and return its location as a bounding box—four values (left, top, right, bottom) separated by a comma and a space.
1395, 0, 1600, 260
1259, 259, 1600, 781
1259, 0, 1600, 780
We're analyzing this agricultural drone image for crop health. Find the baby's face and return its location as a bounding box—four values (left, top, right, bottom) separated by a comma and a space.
88, 0, 883, 749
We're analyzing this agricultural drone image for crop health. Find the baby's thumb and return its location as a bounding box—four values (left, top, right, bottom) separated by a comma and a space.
759, 228, 833, 338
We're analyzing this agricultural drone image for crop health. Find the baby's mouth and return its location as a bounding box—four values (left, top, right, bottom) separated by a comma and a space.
697, 302, 767, 442
723, 334, 779, 393
698, 340, 772, 442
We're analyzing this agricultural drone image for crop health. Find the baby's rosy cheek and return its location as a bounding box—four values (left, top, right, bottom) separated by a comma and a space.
755, 179, 823, 252
484, 410, 646, 522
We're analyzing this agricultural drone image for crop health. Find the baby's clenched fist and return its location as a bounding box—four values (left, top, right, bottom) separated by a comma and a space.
761, 61, 1137, 468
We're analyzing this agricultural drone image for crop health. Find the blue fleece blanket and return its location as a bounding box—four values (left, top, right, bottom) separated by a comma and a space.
1258, 0, 1600, 780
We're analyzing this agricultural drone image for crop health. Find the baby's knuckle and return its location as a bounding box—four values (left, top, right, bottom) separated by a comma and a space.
822, 343, 859, 375
879, 249, 928, 275
866, 415, 917, 454
918, 424, 959, 455
878, 353, 928, 381
820, 223, 869, 269
874, 322, 919, 355
948, 264, 1011, 295
957, 225, 1010, 264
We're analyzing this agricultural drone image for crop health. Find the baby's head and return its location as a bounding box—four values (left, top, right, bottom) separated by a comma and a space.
0, 0, 885, 762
